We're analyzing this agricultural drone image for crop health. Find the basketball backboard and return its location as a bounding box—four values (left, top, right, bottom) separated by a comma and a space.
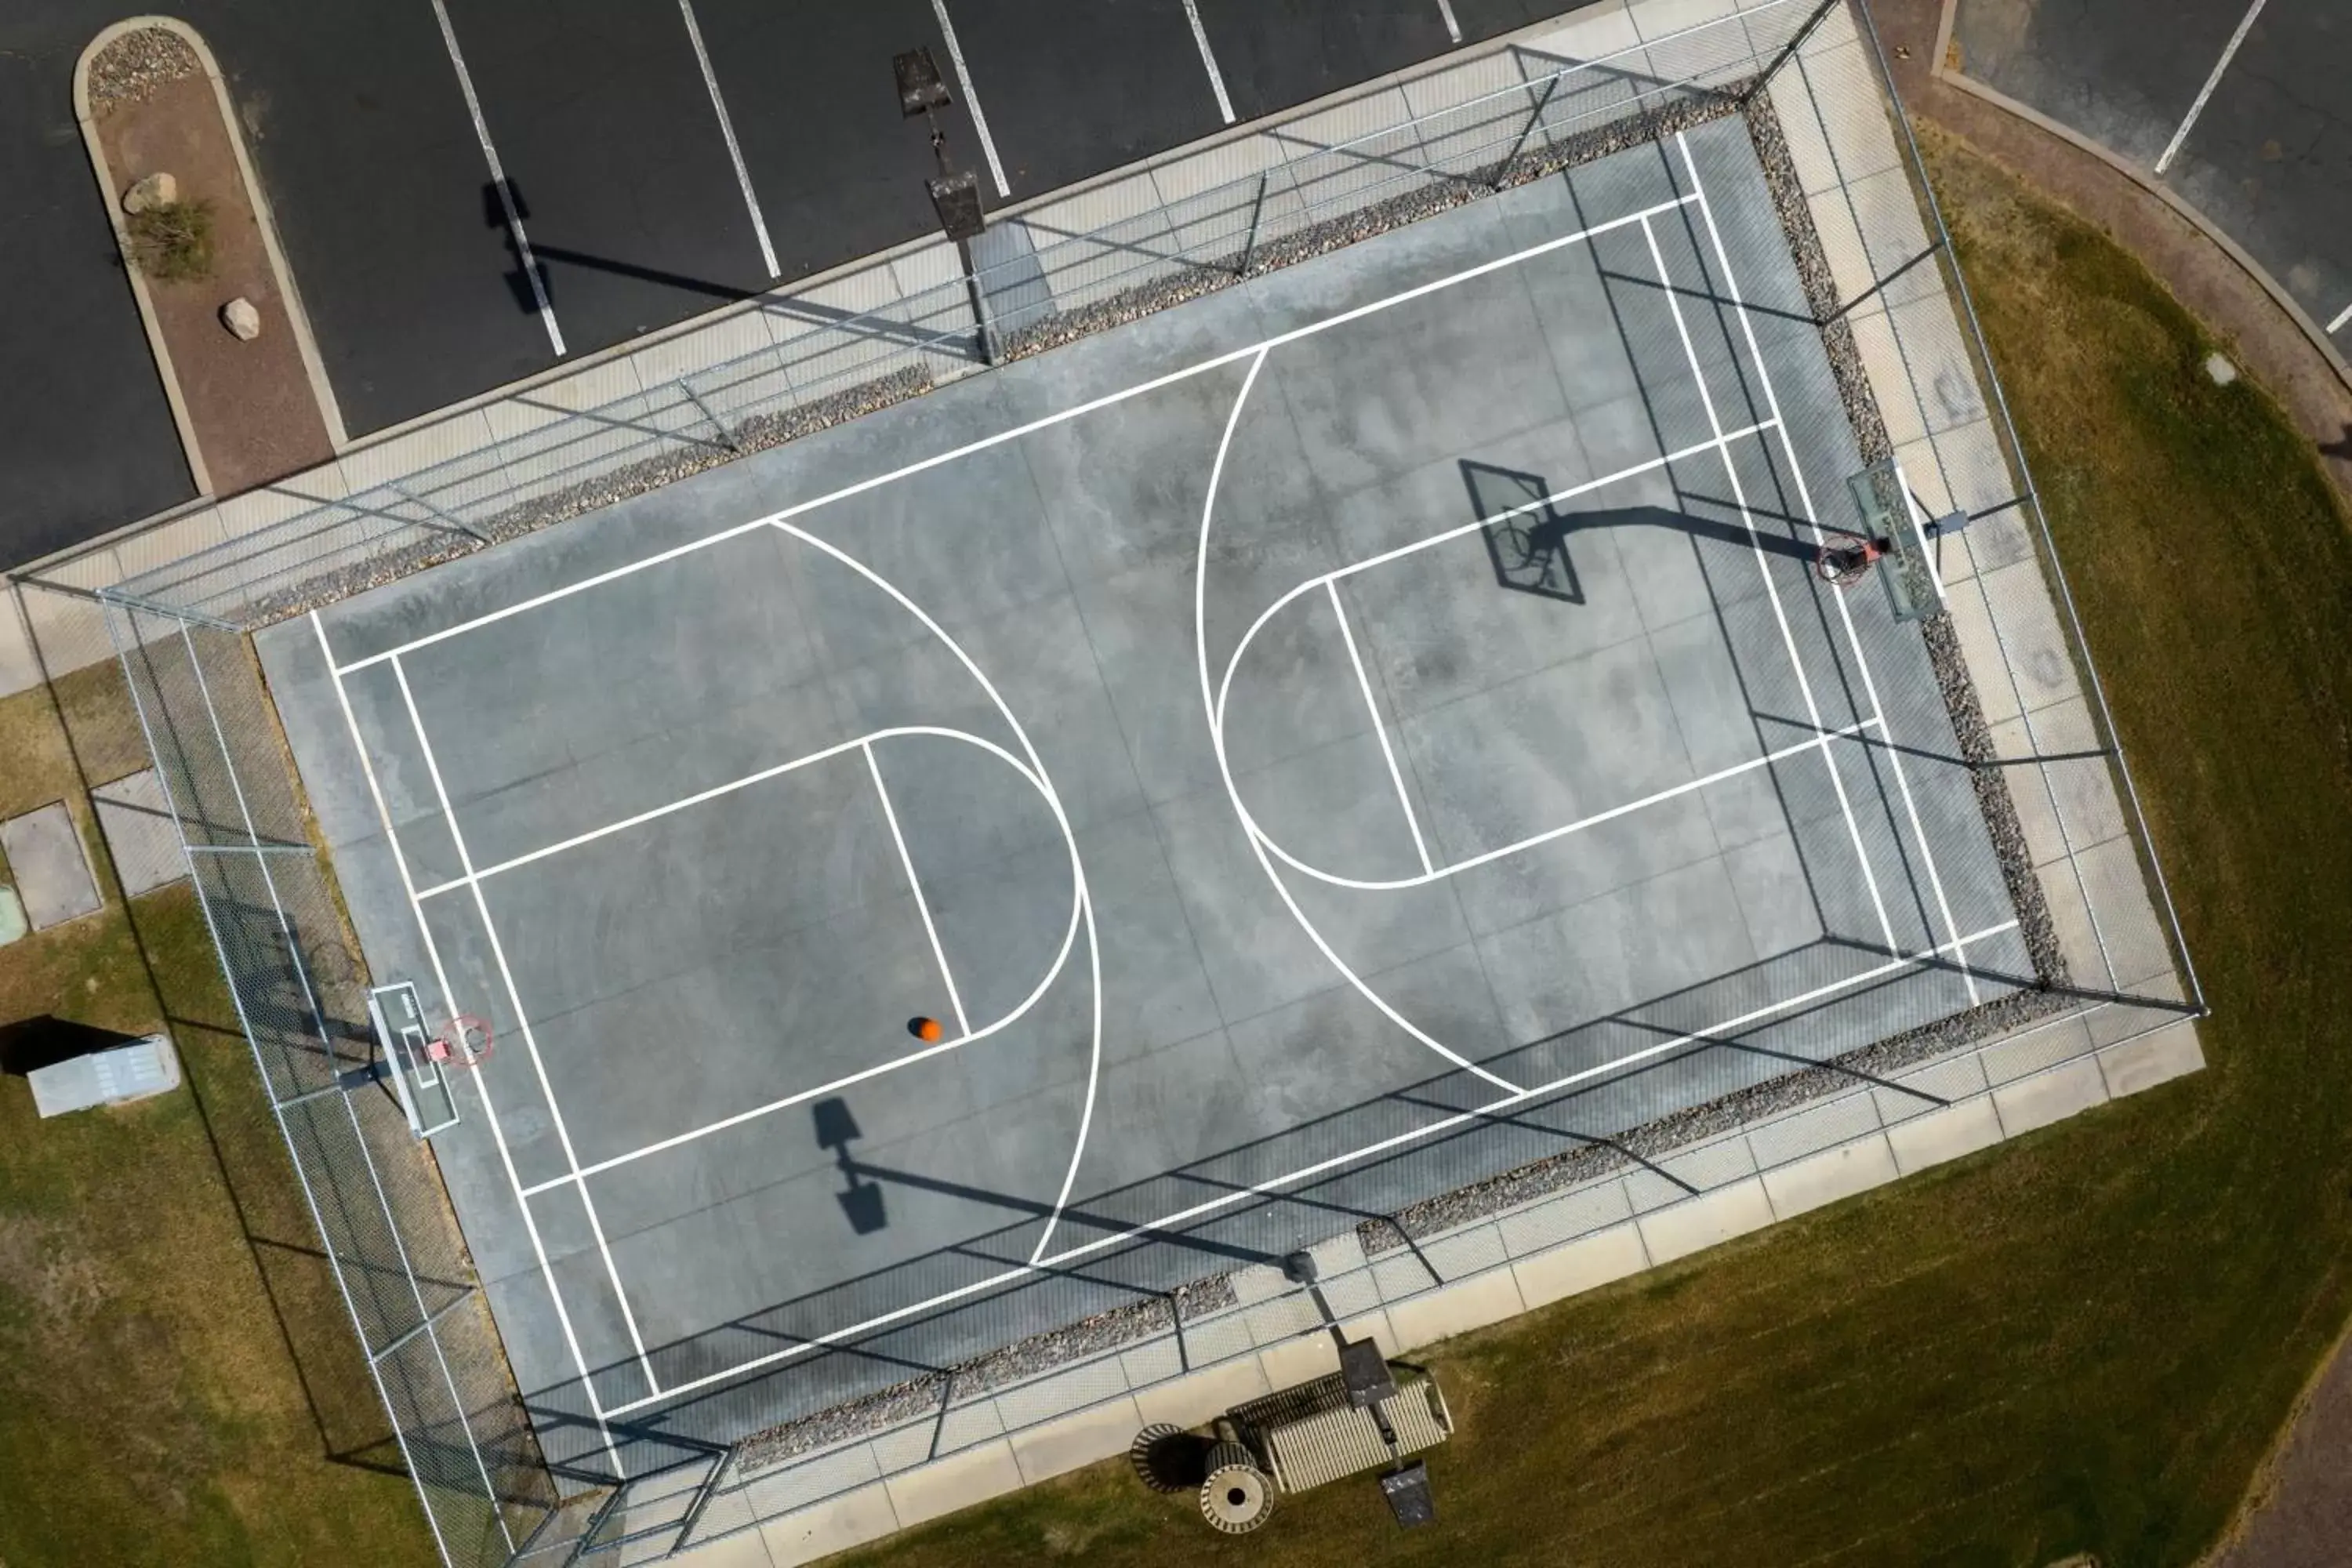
368, 980, 459, 1138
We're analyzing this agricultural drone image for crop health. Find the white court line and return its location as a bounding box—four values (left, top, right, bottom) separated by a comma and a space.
425, 0, 564, 357
677, 0, 779, 278
310, 614, 626, 1479
1180, 0, 1238, 124
1328, 580, 1434, 877
1213, 418, 1781, 892
763, 523, 1105, 1269
602, 916, 2019, 1417
1437, 0, 1464, 45
518, 724, 1086, 1194
390, 654, 660, 1392
2155, 0, 2268, 176
2328, 301, 2352, 336
330, 193, 1701, 678
866, 739, 970, 1037
1200, 349, 1522, 1096
1675, 132, 1976, 1003
1639, 209, 1899, 955
929, 0, 1011, 198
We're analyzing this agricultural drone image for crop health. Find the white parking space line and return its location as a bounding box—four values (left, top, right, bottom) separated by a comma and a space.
601, 916, 2020, 1418
866, 739, 971, 1036
2155, 0, 2268, 176
1180, 0, 1238, 124
2328, 300, 2352, 335
1437, 0, 1464, 45
310, 614, 626, 1479
391, 652, 660, 1395
677, 0, 779, 279
1639, 211, 1900, 956
1329, 580, 1435, 877
930, 0, 1011, 198
331, 193, 1701, 678
425, 0, 565, 357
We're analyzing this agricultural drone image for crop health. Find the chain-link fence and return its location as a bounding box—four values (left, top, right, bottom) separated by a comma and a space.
67, 0, 1823, 633
33, 1, 2201, 1561
100, 597, 557, 1567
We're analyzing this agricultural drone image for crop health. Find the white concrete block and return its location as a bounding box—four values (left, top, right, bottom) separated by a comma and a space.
1256, 1329, 1340, 1392
1762, 1134, 1899, 1219
882, 1438, 1022, 1530
760, 1482, 900, 1568
1511, 1221, 1649, 1309
1991, 1056, 2109, 1137
0, 589, 41, 702
1009, 1393, 1143, 1484
1131, 1356, 1269, 1432
1637, 1177, 1776, 1264
2097, 1021, 2205, 1099
1885, 1095, 2004, 1174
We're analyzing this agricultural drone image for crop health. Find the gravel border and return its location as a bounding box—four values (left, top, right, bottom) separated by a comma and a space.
87, 27, 201, 119
731, 1273, 1238, 1477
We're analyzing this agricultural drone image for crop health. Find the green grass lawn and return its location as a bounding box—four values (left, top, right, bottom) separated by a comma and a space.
0, 660, 438, 1568
824, 133, 2352, 1568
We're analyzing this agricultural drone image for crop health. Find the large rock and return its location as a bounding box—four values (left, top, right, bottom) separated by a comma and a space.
221, 296, 260, 340
122, 171, 176, 213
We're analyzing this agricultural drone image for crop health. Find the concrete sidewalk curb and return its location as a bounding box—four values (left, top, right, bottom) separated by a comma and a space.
693, 1019, 2202, 1567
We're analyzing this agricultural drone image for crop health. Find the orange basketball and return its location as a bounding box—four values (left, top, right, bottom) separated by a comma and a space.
909, 1015, 945, 1043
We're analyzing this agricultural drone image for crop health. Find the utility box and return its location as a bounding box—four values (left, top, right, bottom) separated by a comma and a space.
28, 1033, 181, 1117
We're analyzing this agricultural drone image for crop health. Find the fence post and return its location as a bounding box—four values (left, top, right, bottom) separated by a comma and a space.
1236, 171, 1269, 276
677, 381, 742, 453
1491, 74, 1561, 191
956, 238, 1000, 365
1741, 0, 1845, 104
388, 480, 491, 543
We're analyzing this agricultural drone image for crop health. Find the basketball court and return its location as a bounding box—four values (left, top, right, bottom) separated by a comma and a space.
257, 114, 2034, 1481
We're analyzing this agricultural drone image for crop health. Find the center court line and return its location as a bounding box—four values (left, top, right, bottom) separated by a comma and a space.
329, 192, 1704, 678
1639, 209, 1898, 955
2154, 0, 2268, 176
1437, 0, 1464, 45
929, 0, 1011, 198
599, 915, 2020, 1418
425, 0, 564, 357
1672, 132, 1975, 1000
390, 653, 659, 1392
677, 0, 779, 278
866, 739, 970, 1037
1329, 580, 1434, 877
310, 614, 626, 1479
1180, 0, 1238, 124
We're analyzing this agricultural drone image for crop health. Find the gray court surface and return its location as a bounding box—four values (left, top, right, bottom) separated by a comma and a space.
259, 115, 2035, 1482
1952, 0, 2352, 343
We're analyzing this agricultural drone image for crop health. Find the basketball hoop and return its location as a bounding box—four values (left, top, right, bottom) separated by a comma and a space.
1815, 535, 1882, 588
432, 1015, 494, 1069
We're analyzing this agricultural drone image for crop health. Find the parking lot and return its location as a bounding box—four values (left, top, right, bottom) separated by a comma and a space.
5, 0, 1592, 567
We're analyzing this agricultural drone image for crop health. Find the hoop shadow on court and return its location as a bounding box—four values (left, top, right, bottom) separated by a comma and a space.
1465, 459, 1583, 602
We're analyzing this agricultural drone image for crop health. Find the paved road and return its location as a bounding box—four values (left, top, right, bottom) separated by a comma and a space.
1951, 0, 2352, 354
2, 0, 1575, 572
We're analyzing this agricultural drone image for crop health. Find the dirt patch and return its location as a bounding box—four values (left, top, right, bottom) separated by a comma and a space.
88, 27, 332, 495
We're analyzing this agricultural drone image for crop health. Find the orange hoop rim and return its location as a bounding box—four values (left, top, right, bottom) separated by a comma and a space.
439, 1014, 494, 1068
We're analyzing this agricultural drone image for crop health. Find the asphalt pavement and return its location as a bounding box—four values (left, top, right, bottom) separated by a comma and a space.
2, 0, 1581, 573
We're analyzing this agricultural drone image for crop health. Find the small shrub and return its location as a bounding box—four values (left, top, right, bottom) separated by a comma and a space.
124, 198, 215, 281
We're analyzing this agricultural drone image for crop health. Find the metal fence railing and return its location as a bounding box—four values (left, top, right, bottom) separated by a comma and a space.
26, 1, 2201, 1562
101, 598, 557, 1567
56, 0, 1821, 632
